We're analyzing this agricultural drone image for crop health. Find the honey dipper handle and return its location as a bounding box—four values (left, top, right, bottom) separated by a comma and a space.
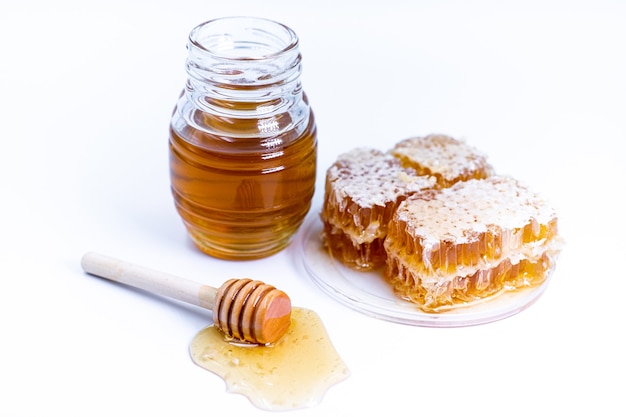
80, 252, 218, 310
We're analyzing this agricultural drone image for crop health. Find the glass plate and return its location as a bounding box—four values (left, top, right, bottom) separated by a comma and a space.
299, 216, 552, 328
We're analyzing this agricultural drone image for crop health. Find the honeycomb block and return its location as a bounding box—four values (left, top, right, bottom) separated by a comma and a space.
391, 134, 493, 188
320, 148, 435, 270
384, 176, 562, 312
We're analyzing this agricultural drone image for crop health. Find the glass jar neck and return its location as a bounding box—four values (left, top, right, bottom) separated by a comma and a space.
184, 17, 304, 115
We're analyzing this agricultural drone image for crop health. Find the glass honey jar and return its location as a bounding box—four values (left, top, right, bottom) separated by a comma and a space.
169, 17, 317, 260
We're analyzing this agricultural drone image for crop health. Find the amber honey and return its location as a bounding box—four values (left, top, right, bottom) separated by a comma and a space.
169, 112, 317, 260
190, 307, 349, 411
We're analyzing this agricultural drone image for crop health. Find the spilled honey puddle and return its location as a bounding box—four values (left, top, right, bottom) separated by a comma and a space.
190, 307, 350, 411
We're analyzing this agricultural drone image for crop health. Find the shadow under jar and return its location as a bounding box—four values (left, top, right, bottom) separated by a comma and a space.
169, 17, 318, 260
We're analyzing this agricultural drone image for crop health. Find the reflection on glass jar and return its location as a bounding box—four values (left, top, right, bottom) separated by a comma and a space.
169, 17, 317, 260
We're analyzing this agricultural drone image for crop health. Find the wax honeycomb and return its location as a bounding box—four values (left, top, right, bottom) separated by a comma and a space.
391, 134, 493, 188
320, 148, 435, 270
383, 176, 562, 312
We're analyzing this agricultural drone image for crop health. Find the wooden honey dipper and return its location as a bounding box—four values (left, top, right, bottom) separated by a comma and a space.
80, 252, 292, 345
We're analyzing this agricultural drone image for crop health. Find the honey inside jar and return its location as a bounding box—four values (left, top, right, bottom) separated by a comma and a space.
169, 110, 317, 260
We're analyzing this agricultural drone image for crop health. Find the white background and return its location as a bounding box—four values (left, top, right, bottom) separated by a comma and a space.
2, 0, 625, 416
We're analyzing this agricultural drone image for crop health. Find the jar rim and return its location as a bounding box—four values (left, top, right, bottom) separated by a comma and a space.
189, 16, 299, 61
